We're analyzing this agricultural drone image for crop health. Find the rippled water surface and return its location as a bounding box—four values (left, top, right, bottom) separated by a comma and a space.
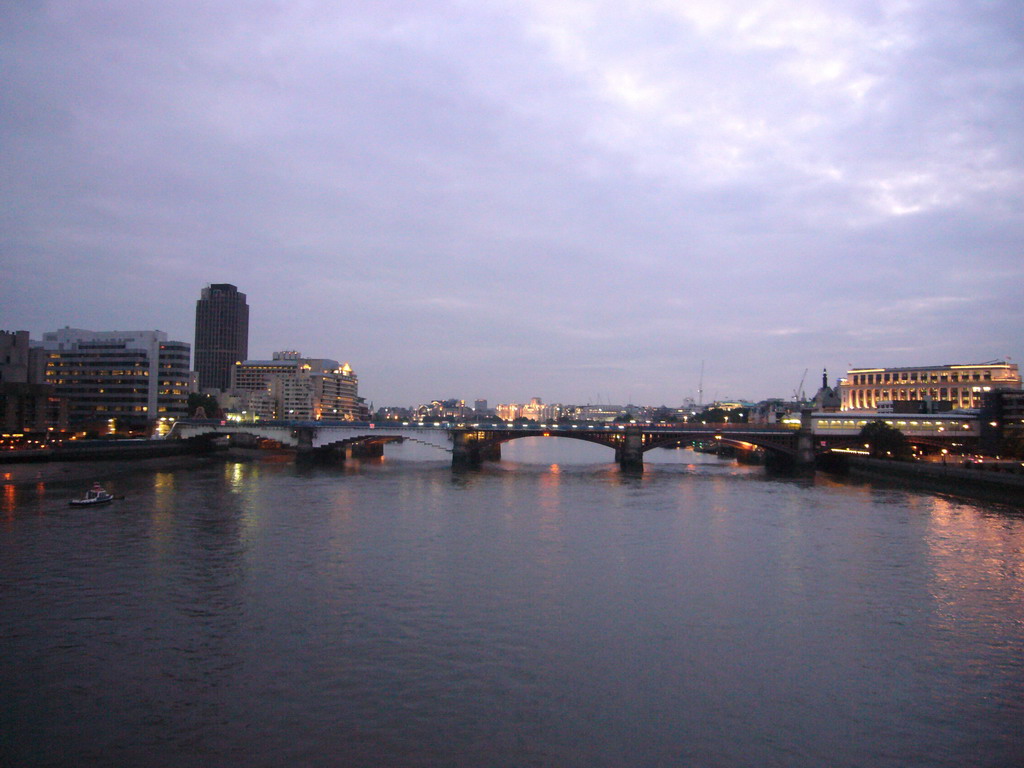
3, 442, 1023, 767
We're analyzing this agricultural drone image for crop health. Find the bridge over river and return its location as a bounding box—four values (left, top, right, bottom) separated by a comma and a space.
169, 418, 819, 472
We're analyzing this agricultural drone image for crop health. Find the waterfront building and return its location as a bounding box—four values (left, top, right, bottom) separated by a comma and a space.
1, 330, 31, 384
1, 330, 68, 436
41, 328, 191, 431
194, 283, 249, 392
231, 351, 361, 420
0, 381, 67, 437
839, 362, 1021, 411
980, 389, 1024, 457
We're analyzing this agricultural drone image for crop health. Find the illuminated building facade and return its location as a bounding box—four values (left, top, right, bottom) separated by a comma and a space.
194, 283, 249, 392
495, 403, 523, 421
495, 398, 563, 422
231, 351, 361, 420
41, 328, 191, 429
572, 404, 622, 422
839, 362, 1021, 411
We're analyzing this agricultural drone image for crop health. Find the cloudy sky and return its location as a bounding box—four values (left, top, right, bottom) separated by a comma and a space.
2, 1, 1021, 407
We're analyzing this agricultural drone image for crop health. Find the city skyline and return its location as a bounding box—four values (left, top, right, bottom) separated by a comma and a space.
3, 2, 1021, 405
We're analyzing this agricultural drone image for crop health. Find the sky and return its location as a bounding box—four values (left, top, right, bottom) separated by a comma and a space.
2, 0, 1022, 407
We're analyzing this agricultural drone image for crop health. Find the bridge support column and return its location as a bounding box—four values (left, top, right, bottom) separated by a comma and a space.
795, 409, 817, 474
618, 427, 644, 472
480, 442, 501, 462
292, 426, 316, 455
451, 431, 481, 468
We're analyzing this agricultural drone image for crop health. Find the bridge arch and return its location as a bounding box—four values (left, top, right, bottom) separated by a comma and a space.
169, 419, 814, 473
485, 430, 625, 451
641, 431, 798, 458
167, 421, 453, 456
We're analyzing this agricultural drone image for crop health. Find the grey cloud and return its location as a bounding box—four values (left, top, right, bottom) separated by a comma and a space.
1, 0, 1021, 405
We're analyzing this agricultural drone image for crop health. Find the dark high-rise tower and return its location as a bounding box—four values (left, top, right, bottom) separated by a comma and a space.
194, 283, 249, 391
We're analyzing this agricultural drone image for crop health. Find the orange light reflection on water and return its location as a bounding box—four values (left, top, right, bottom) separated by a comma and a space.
3, 484, 15, 519
149, 471, 177, 554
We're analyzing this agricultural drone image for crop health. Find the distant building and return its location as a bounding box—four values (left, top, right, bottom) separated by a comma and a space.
376, 406, 414, 421
811, 370, 841, 412
839, 362, 1021, 411
231, 351, 362, 420
522, 397, 561, 422
415, 399, 470, 420
495, 403, 521, 421
569, 404, 622, 422
41, 328, 191, 431
194, 283, 249, 392
493, 399, 562, 422
748, 399, 803, 425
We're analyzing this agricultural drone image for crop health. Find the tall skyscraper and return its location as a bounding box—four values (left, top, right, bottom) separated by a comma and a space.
194, 283, 249, 391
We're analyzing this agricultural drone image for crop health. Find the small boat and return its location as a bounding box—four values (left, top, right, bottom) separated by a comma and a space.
70, 484, 116, 507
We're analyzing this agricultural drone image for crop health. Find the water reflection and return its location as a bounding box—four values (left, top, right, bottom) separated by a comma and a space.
225, 460, 246, 490
926, 496, 1024, 627
2, 451, 1023, 767
2, 483, 15, 518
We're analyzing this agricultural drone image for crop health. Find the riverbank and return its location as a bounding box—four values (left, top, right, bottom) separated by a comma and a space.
0, 438, 202, 464
0, 442, 219, 490
836, 456, 1024, 508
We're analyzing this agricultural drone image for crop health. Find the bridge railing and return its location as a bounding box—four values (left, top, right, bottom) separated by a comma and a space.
172, 418, 800, 433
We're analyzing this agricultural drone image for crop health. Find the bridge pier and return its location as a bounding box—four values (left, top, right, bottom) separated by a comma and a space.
292, 426, 316, 455
617, 427, 644, 472
317, 443, 346, 463
794, 410, 817, 474
451, 431, 482, 468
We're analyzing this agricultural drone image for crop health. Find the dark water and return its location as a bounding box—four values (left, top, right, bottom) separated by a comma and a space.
2, 441, 1023, 767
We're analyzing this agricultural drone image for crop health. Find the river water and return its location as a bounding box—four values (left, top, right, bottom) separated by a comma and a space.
2, 440, 1023, 767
